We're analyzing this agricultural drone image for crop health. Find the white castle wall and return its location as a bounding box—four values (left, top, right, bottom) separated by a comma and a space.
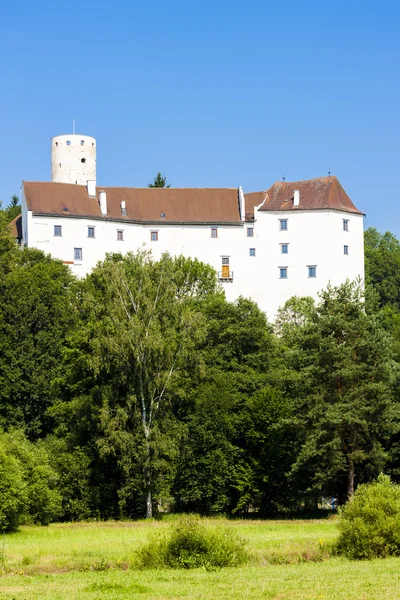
20, 189, 364, 319
51, 134, 96, 185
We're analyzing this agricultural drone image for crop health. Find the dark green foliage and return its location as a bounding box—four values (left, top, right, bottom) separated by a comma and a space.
0, 437, 26, 532
335, 474, 400, 559
135, 516, 248, 569
0, 431, 61, 531
148, 173, 171, 188
365, 227, 400, 311
0, 195, 21, 225
0, 248, 76, 437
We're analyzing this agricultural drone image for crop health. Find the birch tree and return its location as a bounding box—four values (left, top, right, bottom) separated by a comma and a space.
73, 251, 216, 517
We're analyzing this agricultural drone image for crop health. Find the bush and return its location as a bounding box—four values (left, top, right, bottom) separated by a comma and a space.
0, 441, 26, 532
335, 474, 400, 559
135, 516, 249, 569
3, 431, 62, 525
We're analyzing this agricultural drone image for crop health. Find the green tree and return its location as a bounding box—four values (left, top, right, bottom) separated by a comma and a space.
59, 251, 217, 518
282, 281, 397, 501
0, 245, 76, 437
148, 173, 171, 188
364, 227, 400, 311
0, 195, 21, 225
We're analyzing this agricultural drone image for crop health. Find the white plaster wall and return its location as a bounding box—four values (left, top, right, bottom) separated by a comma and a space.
26, 209, 364, 321
51, 135, 96, 185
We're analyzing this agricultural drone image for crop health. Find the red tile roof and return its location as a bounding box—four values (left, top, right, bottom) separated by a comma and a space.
23, 182, 242, 224
9, 214, 22, 239
246, 176, 363, 216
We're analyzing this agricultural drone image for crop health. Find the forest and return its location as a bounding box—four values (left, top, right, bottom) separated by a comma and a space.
1, 201, 400, 527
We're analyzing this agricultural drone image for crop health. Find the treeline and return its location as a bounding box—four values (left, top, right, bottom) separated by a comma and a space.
1, 215, 400, 527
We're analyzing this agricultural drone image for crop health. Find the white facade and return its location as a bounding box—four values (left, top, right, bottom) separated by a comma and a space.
51, 134, 96, 185
20, 190, 364, 320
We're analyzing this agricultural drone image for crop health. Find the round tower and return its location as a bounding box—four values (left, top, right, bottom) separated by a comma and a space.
51, 134, 96, 185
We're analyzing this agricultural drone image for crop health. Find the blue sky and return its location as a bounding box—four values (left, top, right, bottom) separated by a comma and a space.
1, 0, 399, 234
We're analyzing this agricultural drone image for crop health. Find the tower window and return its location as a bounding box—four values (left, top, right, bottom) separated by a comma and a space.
55, 142, 58, 146
80, 140, 85, 146
344, 245, 349, 255
81, 158, 86, 163
343, 219, 349, 231
66, 140, 71, 146
279, 267, 288, 279
281, 244, 288, 254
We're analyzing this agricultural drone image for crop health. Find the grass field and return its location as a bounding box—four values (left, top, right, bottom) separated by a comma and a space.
0, 517, 399, 599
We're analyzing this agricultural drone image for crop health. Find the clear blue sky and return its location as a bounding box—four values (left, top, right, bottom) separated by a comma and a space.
1, 0, 399, 235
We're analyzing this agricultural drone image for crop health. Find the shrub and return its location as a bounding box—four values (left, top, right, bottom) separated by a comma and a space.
135, 516, 249, 569
3, 431, 62, 525
335, 474, 400, 559
0, 441, 26, 532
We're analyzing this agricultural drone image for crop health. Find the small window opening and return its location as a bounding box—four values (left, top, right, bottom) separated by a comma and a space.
151, 231, 158, 241
308, 266, 317, 278
81, 158, 86, 163
249, 248, 256, 257
88, 226, 95, 238
160, 213, 166, 218
74, 248, 82, 261
247, 227, 254, 237
222, 257, 230, 265
54, 225, 62, 237
80, 140, 85, 146
211, 228, 218, 238
279, 219, 288, 231
279, 267, 288, 279
66, 140, 71, 146
117, 230, 124, 241
344, 245, 349, 255
343, 219, 349, 231
63, 207, 69, 212
55, 142, 58, 147
281, 244, 288, 254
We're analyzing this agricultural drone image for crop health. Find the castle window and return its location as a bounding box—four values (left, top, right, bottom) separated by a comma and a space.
344, 245, 349, 255
55, 142, 58, 146
211, 228, 218, 238
80, 140, 85, 146
279, 267, 288, 279
54, 225, 62, 237
343, 219, 349, 231
81, 158, 86, 163
308, 266, 317, 278
151, 231, 158, 241
249, 248, 256, 257
88, 227, 95, 238
66, 140, 71, 146
117, 230, 124, 241
281, 244, 288, 254
280, 219, 288, 231
74, 248, 82, 261
247, 227, 254, 237
160, 213, 166, 218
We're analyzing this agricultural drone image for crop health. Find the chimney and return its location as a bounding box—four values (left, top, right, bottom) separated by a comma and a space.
87, 180, 96, 197
293, 190, 300, 206
99, 190, 107, 215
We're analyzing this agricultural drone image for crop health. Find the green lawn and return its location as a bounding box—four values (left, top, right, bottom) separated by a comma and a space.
0, 517, 399, 599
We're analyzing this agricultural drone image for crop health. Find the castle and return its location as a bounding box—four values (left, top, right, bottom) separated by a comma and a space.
12, 133, 365, 319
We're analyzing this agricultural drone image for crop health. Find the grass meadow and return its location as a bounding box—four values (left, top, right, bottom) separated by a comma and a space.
0, 517, 399, 599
